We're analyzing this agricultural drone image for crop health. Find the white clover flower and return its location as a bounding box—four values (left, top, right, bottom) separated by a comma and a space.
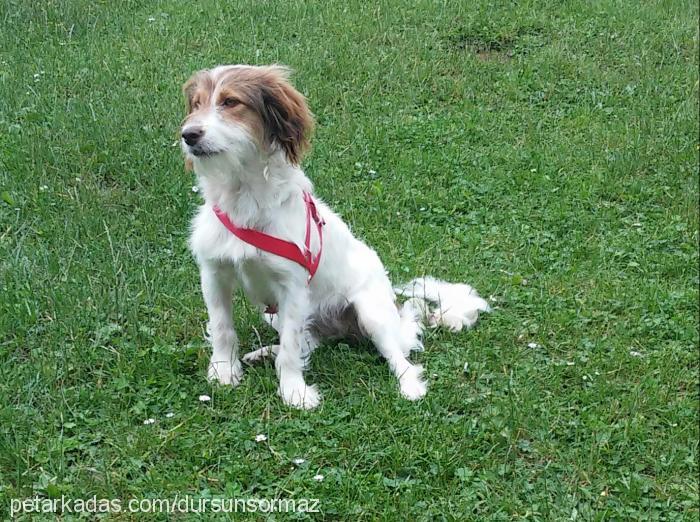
292, 458, 305, 465
312, 474, 324, 481
191, 185, 199, 193
255, 434, 267, 442
147, 16, 156, 22
198, 394, 211, 402
527, 342, 539, 349
165, 412, 175, 418
143, 418, 155, 425
39, 185, 48, 192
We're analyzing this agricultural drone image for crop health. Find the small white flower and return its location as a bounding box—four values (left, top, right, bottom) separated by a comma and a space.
566, 361, 575, 366
143, 418, 156, 425
527, 342, 539, 349
191, 185, 199, 193
255, 434, 267, 442
165, 412, 175, 418
629, 350, 643, 357
198, 394, 211, 402
147, 16, 156, 22
75, 177, 81, 183
292, 458, 305, 465
368, 169, 377, 175
39, 185, 48, 192
312, 474, 324, 481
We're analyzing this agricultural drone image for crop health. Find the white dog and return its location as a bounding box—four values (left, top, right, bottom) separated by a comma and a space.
181, 65, 489, 409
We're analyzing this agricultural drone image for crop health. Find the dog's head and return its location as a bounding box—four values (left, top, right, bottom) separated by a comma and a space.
181, 65, 314, 167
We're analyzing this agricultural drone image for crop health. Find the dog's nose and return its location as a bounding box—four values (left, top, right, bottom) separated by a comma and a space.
182, 127, 204, 146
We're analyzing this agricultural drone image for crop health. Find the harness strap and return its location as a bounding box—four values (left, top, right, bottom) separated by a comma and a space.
212, 191, 324, 281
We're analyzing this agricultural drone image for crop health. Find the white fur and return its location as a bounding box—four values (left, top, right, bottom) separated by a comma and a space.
395, 277, 491, 332
184, 66, 489, 409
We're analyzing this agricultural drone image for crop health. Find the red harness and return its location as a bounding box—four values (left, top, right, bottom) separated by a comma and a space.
212, 191, 325, 305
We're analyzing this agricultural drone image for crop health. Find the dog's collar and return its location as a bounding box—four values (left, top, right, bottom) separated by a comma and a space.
212, 191, 325, 284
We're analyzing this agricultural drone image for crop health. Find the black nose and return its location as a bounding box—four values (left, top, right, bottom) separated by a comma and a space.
182, 127, 204, 146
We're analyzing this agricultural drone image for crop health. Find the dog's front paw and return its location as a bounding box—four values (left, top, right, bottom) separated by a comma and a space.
207, 359, 243, 386
399, 364, 427, 401
279, 381, 321, 410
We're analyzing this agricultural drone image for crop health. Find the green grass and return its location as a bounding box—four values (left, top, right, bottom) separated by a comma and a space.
1, 0, 698, 519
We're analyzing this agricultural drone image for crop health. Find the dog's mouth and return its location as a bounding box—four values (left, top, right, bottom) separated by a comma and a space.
187, 143, 224, 158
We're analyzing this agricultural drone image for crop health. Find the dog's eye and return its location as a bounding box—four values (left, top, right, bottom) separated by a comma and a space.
223, 97, 240, 108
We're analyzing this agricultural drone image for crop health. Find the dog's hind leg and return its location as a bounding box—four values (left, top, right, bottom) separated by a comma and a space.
352, 288, 427, 401
242, 344, 280, 364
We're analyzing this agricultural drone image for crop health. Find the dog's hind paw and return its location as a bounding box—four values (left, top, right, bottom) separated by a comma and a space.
242, 344, 280, 364
399, 364, 427, 401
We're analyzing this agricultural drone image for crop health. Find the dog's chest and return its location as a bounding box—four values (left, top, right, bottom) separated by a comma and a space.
235, 258, 283, 308
190, 207, 292, 307
190, 212, 256, 263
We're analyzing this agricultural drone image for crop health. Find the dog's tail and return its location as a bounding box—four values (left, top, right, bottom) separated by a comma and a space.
395, 276, 490, 333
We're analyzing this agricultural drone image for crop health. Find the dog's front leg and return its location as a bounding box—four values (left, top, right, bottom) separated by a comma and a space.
275, 289, 320, 409
200, 260, 243, 386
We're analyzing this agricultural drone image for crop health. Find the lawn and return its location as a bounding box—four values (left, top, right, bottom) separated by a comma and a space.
1, 0, 698, 519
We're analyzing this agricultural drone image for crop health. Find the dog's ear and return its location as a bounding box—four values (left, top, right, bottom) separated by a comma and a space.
183, 74, 198, 113
258, 67, 314, 165
183, 70, 211, 113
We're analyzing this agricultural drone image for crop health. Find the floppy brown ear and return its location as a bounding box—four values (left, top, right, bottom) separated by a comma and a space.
258, 68, 314, 165
182, 72, 202, 113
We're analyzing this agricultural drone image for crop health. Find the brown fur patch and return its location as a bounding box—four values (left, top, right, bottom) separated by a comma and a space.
216, 87, 266, 146
182, 71, 214, 114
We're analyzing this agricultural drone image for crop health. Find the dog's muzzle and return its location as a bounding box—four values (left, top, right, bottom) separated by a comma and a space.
182, 126, 204, 146
182, 126, 213, 156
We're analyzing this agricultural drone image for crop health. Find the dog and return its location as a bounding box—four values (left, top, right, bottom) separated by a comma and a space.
181, 65, 489, 409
